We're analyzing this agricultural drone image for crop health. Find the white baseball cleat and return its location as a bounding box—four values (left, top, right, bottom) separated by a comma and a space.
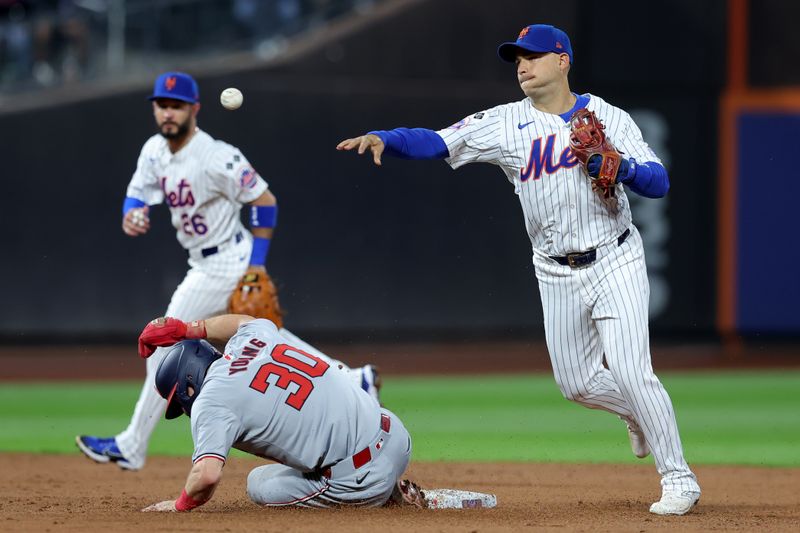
625, 420, 650, 458
649, 491, 700, 515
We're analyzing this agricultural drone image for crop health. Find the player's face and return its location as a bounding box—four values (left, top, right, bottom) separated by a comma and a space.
515, 52, 568, 96
153, 98, 198, 140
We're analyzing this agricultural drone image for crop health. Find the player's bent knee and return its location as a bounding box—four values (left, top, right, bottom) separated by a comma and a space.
246, 464, 285, 505
554, 375, 603, 403
247, 464, 328, 507
559, 385, 590, 403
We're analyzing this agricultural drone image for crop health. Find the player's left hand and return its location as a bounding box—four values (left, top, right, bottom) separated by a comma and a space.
141, 500, 178, 512
228, 268, 284, 328
587, 155, 634, 183
336, 134, 385, 166
569, 108, 623, 198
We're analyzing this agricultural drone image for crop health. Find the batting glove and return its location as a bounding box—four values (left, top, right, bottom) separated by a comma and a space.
137, 317, 207, 358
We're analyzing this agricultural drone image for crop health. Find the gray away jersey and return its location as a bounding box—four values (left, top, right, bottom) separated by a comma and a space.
190, 320, 382, 472
436, 94, 660, 256
126, 128, 268, 253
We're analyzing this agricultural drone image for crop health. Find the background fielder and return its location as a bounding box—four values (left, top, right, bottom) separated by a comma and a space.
77, 71, 379, 471
337, 24, 701, 515
137, 314, 412, 511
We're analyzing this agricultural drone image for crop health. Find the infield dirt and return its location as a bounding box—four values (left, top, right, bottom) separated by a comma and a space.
3, 340, 798, 531
1, 454, 798, 532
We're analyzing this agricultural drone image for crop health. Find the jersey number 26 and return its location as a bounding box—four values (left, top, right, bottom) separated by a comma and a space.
248, 344, 330, 411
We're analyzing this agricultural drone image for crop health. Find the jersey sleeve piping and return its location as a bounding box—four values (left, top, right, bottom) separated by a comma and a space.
193, 452, 227, 464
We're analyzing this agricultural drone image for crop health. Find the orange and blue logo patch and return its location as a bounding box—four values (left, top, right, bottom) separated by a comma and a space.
239, 167, 258, 188
555, 41, 563, 49
165, 76, 177, 91
518, 26, 530, 39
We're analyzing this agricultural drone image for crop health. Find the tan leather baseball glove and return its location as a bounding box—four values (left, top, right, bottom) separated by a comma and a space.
568, 108, 622, 198
228, 268, 284, 328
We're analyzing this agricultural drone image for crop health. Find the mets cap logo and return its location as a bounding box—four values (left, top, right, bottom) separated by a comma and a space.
239, 167, 258, 188
165, 76, 177, 91
518, 26, 530, 39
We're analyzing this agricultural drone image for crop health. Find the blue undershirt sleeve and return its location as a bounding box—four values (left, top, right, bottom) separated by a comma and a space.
368, 128, 449, 160
621, 160, 670, 198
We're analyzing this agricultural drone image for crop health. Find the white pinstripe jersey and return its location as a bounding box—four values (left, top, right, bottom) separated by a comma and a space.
126, 128, 268, 252
436, 94, 660, 256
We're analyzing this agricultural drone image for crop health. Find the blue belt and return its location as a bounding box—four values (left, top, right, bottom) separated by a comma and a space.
200, 231, 243, 258
549, 229, 630, 268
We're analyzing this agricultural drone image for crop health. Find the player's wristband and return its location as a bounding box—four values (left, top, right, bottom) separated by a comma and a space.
617, 158, 637, 184
175, 489, 204, 512
250, 205, 277, 228
122, 196, 146, 217
249, 237, 271, 266
185, 320, 207, 340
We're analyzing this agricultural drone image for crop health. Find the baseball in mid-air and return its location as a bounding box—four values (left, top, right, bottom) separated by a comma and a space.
220, 88, 243, 110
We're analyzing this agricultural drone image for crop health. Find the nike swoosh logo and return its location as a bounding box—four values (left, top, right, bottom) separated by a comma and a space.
518, 120, 535, 130
356, 471, 369, 485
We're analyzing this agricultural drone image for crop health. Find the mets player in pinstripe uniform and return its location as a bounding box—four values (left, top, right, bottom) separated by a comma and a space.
136, 314, 412, 511
76, 72, 380, 472
338, 25, 700, 515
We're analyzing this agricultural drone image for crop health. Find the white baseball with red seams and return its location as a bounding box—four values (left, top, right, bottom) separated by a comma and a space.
220, 88, 243, 110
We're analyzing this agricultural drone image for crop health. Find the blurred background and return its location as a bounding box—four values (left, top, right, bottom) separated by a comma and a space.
1, 0, 798, 353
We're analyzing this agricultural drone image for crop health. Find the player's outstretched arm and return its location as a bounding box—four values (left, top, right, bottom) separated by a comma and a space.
204, 314, 255, 342
338, 128, 449, 163
142, 457, 224, 512
336, 134, 385, 166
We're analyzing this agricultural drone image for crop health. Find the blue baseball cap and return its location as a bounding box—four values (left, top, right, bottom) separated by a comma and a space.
149, 72, 199, 103
497, 24, 573, 64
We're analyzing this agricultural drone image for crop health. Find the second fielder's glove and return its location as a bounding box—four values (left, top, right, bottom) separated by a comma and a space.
228, 268, 284, 329
568, 108, 622, 198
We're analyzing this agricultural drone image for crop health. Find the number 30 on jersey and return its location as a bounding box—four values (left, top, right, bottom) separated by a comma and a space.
248, 344, 330, 411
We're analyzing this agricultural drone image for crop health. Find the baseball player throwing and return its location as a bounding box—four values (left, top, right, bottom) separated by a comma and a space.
76, 71, 380, 471
337, 25, 700, 515
136, 314, 414, 511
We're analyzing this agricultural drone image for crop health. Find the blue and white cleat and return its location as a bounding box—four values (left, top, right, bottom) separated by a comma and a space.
75, 435, 139, 471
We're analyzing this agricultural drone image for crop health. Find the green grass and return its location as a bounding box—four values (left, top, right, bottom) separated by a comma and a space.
1, 371, 798, 466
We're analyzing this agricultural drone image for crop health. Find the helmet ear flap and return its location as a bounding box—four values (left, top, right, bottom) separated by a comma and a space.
163, 382, 184, 419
